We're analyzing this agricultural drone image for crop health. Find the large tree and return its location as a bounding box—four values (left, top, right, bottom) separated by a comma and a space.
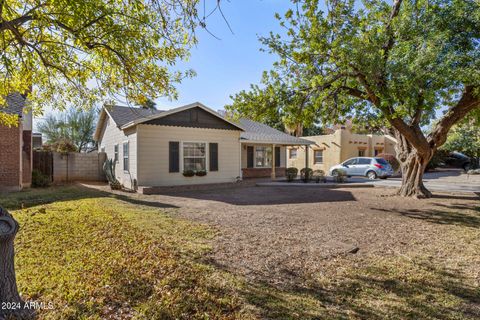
230, 0, 480, 198
0, 0, 208, 126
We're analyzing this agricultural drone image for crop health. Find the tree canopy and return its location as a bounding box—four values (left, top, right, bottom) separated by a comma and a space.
227, 0, 480, 197
0, 0, 210, 126
37, 108, 97, 152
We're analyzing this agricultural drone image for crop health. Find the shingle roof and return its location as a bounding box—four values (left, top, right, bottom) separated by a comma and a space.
1, 93, 26, 115
105, 105, 164, 127
239, 119, 313, 145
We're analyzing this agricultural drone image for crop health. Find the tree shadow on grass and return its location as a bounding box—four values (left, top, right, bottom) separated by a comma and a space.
238, 259, 480, 319
372, 207, 480, 228
0, 184, 178, 211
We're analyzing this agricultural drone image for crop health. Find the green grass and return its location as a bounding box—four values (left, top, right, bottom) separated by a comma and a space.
1, 186, 478, 319
2, 186, 255, 320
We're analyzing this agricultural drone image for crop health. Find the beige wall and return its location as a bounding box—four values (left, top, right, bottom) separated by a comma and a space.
240, 144, 286, 168
97, 116, 138, 189
53, 152, 107, 182
137, 124, 241, 186
287, 129, 397, 174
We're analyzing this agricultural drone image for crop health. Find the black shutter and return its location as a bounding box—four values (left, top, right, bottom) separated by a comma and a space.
209, 143, 218, 171
247, 146, 254, 168
169, 141, 179, 172
275, 147, 281, 167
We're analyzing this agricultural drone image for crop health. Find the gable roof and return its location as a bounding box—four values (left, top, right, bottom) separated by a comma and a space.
239, 119, 313, 145
106, 105, 164, 127
1, 93, 26, 116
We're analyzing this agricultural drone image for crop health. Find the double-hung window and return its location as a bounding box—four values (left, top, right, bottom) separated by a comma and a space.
183, 142, 206, 171
123, 141, 129, 172
114, 144, 119, 163
289, 148, 297, 159
255, 146, 272, 168
314, 150, 323, 164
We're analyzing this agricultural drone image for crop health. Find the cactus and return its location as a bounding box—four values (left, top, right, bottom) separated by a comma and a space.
103, 158, 122, 190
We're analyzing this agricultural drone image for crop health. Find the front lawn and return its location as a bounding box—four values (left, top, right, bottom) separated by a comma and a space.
1, 185, 479, 319
2, 186, 254, 319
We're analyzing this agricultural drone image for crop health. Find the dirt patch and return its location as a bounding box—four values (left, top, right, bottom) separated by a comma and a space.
89, 184, 479, 288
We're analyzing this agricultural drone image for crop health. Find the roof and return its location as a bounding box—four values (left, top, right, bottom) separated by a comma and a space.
105, 105, 164, 127
239, 119, 313, 145
1, 93, 26, 116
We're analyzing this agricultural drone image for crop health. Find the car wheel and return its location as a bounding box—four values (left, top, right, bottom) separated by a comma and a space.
463, 163, 471, 172
367, 171, 377, 180
332, 170, 339, 177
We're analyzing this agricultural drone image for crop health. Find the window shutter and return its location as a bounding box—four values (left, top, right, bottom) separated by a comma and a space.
275, 147, 280, 167
247, 146, 254, 168
169, 141, 179, 172
209, 143, 218, 171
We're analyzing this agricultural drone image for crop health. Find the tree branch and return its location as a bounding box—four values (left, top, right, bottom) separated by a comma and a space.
429, 85, 480, 147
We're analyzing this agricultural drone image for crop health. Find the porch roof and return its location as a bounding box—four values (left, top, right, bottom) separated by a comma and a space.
239, 119, 313, 146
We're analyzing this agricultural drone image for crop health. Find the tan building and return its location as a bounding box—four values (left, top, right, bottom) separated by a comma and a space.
287, 128, 397, 174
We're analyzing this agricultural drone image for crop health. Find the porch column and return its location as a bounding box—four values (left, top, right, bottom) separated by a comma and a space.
305, 145, 309, 169
271, 144, 276, 179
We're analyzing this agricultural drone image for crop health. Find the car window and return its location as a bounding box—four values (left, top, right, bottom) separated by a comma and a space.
343, 158, 357, 166
358, 158, 371, 165
375, 158, 389, 165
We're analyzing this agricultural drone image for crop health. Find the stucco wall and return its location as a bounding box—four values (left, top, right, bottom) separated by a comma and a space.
97, 116, 137, 189
137, 124, 241, 186
287, 129, 397, 174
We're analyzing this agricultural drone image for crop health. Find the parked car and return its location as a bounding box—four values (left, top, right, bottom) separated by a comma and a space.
329, 157, 394, 180
444, 152, 473, 171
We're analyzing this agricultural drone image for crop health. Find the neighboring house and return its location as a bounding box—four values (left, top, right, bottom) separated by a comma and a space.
0, 93, 33, 191
288, 128, 397, 173
94, 102, 311, 190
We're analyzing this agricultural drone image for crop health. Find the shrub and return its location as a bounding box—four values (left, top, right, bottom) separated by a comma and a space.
183, 170, 195, 177
467, 169, 480, 175
376, 153, 400, 173
333, 168, 348, 183
195, 170, 207, 177
286, 167, 298, 182
312, 170, 327, 183
31, 170, 51, 188
300, 168, 313, 183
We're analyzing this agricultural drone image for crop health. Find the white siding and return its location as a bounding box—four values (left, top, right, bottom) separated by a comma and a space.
97, 116, 137, 189
137, 124, 241, 186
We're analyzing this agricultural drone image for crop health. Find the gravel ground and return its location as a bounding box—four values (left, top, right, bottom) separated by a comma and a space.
91, 184, 480, 287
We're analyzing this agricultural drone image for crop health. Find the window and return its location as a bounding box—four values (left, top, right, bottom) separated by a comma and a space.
289, 148, 297, 159
358, 158, 371, 165
183, 142, 206, 171
358, 149, 365, 157
255, 146, 272, 168
343, 158, 357, 166
314, 150, 323, 164
114, 144, 119, 163
374, 148, 383, 156
123, 142, 129, 172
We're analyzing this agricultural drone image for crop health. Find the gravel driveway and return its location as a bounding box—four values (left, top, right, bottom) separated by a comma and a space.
103, 184, 479, 287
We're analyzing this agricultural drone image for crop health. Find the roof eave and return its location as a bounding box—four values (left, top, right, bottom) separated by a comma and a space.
240, 139, 313, 145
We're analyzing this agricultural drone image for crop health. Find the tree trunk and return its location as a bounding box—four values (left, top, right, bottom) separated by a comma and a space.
394, 130, 434, 198
0, 207, 33, 320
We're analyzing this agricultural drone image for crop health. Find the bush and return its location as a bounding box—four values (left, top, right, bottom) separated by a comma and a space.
195, 170, 207, 177
376, 153, 400, 173
300, 168, 313, 183
333, 168, 348, 183
286, 167, 298, 182
467, 169, 480, 175
183, 170, 195, 177
31, 169, 51, 188
312, 170, 327, 183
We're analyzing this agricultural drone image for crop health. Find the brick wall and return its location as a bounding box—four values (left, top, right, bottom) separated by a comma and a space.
53, 152, 107, 182
242, 167, 286, 178
0, 125, 22, 191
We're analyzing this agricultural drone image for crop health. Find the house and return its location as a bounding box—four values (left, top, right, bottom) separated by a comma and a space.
0, 93, 33, 191
93, 102, 312, 190
287, 128, 397, 173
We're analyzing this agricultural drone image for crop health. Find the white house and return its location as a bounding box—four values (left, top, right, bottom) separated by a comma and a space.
94, 102, 312, 192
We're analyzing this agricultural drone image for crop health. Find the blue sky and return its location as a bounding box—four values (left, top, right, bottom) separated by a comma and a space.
156, 0, 297, 111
